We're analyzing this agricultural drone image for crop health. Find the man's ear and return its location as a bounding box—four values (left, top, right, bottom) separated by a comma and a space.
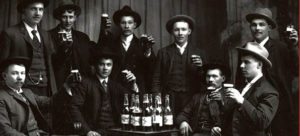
133, 22, 137, 28
2, 72, 6, 79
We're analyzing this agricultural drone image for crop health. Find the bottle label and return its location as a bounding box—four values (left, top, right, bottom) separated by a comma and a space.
153, 115, 163, 127
164, 115, 173, 125
121, 114, 130, 124
142, 116, 152, 127
132, 116, 141, 126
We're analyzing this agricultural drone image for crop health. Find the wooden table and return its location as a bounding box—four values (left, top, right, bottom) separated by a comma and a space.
108, 128, 179, 136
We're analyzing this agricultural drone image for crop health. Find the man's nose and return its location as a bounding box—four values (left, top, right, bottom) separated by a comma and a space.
240, 62, 245, 68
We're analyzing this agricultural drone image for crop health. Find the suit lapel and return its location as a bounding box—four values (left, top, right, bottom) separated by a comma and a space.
243, 77, 263, 99
5, 86, 29, 106
19, 23, 35, 49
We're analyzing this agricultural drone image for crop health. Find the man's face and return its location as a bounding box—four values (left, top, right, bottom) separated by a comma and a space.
119, 16, 136, 36
23, 2, 44, 27
206, 69, 225, 89
95, 58, 113, 78
60, 10, 76, 30
250, 18, 271, 42
172, 21, 191, 46
240, 55, 261, 80
2, 64, 26, 91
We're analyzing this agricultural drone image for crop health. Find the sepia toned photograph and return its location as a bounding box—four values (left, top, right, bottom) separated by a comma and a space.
0, 0, 298, 136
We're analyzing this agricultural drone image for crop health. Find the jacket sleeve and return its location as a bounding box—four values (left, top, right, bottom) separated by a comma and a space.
0, 31, 11, 64
68, 83, 92, 135
176, 94, 199, 126
151, 49, 163, 93
238, 89, 279, 130
0, 100, 26, 136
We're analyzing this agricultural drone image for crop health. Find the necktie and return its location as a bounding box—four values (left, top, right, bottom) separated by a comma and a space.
102, 80, 108, 93
31, 30, 40, 46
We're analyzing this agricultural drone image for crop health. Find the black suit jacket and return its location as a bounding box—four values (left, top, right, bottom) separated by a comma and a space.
0, 23, 57, 95
68, 76, 132, 135
99, 33, 155, 94
223, 77, 279, 136
49, 25, 96, 90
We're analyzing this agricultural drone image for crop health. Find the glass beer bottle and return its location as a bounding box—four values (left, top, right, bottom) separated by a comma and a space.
121, 94, 130, 130
152, 94, 163, 131
129, 94, 136, 130
142, 94, 152, 131
163, 94, 173, 130
132, 94, 142, 131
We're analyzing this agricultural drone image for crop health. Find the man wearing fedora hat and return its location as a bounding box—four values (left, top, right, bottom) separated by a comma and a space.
176, 61, 230, 136
0, 56, 73, 136
0, 0, 57, 97
68, 46, 139, 136
235, 7, 299, 136
99, 5, 155, 95
49, 0, 97, 90
223, 42, 279, 136
152, 15, 207, 117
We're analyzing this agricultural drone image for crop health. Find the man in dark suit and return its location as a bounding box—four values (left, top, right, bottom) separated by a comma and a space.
0, 0, 56, 97
236, 8, 299, 136
49, 0, 96, 90
68, 47, 139, 136
151, 15, 207, 116
0, 56, 72, 136
176, 62, 230, 136
224, 42, 279, 136
99, 5, 155, 94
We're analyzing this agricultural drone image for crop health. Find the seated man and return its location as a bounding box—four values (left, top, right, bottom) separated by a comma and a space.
223, 42, 279, 136
68, 47, 139, 136
0, 56, 72, 136
176, 62, 230, 136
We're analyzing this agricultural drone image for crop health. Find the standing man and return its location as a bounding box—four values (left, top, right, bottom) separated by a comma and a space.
177, 62, 230, 136
236, 8, 298, 136
0, 0, 57, 97
152, 15, 207, 116
49, 0, 96, 90
69, 47, 139, 136
224, 42, 279, 136
100, 5, 155, 94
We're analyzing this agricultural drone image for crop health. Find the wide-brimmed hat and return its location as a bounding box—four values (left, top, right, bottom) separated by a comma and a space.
17, 0, 49, 13
0, 56, 30, 72
246, 8, 276, 29
237, 42, 272, 68
91, 46, 120, 65
203, 61, 231, 82
166, 15, 195, 33
113, 5, 141, 28
53, 0, 81, 20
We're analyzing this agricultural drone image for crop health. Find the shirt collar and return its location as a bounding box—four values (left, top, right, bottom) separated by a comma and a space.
96, 75, 108, 84
255, 36, 269, 47
23, 21, 38, 33
7, 85, 23, 94
175, 42, 188, 54
121, 34, 134, 43
246, 72, 263, 85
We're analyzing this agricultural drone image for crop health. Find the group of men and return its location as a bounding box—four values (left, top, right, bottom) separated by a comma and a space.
0, 0, 298, 136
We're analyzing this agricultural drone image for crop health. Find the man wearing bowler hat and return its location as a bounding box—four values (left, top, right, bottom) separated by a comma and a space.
0, 56, 72, 136
68, 46, 139, 136
0, 0, 57, 97
235, 8, 299, 136
223, 42, 279, 136
99, 5, 155, 94
49, 0, 97, 90
176, 61, 230, 136
152, 15, 207, 117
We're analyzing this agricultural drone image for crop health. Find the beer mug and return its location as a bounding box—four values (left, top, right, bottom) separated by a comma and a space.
71, 69, 82, 83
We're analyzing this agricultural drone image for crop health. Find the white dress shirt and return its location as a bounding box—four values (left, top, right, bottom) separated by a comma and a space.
23, 22, 41, 42
241, 73, 263, 96
175, 42, 188, 55
121, 34, 134, 52
255, 36, 269, 47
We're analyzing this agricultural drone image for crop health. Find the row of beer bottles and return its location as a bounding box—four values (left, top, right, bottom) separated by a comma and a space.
121, 93, 173, 131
